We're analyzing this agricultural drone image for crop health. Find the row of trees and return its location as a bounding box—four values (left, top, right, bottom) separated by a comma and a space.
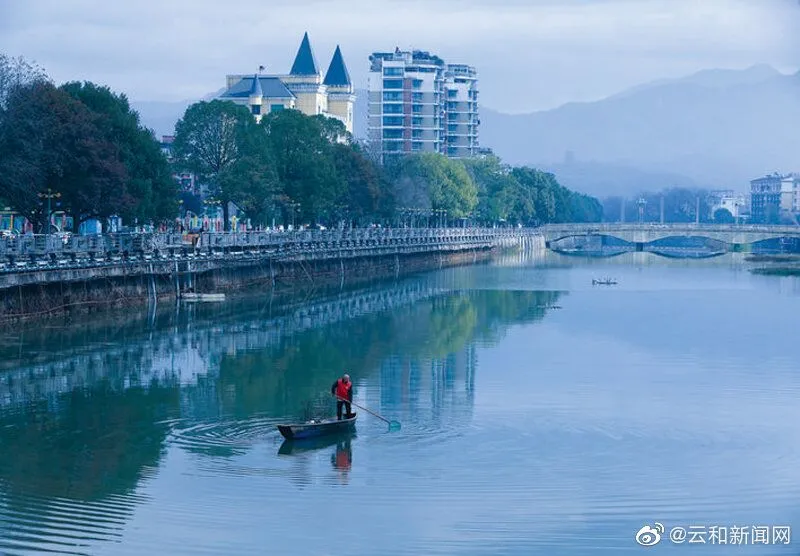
172, 100, 604, 229
0, 54, 177, 232
1, 53, 604, 233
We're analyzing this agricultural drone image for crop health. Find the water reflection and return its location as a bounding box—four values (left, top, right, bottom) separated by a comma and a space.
0, 273, 563, 554
331, 438, 353, 485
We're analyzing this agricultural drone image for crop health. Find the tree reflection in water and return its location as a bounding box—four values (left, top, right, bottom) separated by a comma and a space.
0, 276, 564, 552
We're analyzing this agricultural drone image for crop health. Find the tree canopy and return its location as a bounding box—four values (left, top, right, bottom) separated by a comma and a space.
0, 57, 178, 231
2, 58, 604, 232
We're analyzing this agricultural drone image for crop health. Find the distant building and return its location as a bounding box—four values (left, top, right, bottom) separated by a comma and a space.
367, 48, 479, 163
160, 136, 199, 194
708, 190, 746, 219
750, 173, 799, 223
219, 33, 355, 134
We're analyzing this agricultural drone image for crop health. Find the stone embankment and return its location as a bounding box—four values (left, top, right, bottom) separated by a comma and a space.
0, 228, 542, 320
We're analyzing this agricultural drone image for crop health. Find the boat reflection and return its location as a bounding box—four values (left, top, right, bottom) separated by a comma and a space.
278, 434, 354, 486
278, 432, 356, 456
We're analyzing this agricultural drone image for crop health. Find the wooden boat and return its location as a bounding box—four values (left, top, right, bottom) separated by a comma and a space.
592, 279, 618, 286
277, 412, 357, 440
181, 292, 226, 302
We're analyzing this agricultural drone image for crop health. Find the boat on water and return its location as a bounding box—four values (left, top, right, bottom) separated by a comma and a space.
277, 412, 357, 440
181, 292, 226, 302
592, 278, 618, 286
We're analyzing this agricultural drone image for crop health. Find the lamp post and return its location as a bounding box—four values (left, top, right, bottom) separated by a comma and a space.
37, 188, 61, 235
204, 197, 222, 231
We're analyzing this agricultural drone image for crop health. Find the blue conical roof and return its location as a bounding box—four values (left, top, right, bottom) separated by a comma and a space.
290, 32, 320, 76
324, 45, 351, 87
249, 74, 263, 97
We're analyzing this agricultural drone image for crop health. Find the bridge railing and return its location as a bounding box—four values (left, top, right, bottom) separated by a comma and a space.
538, 223, 800, 233
0, 227, 540, 267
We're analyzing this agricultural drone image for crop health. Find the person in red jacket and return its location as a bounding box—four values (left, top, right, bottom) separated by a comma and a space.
331, 373, 353, 420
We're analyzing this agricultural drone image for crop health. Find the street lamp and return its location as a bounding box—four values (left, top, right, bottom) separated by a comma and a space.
637, 197, 647, 224
37, 188, 61, 235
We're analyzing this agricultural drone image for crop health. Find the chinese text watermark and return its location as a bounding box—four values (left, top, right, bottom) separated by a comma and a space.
635, 523, 791, 547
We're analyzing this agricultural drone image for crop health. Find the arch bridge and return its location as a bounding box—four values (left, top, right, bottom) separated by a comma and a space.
539, 223, 800, 251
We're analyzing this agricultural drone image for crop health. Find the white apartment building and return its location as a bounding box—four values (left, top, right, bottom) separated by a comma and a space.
749, 173, 800, 223
368, 48, 479, 162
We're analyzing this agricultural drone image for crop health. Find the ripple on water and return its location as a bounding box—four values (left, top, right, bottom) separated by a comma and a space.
0, 489, 144, 556
167, 416, 282, 457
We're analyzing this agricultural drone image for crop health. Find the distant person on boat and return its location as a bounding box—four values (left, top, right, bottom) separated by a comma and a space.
331, 374, 353, 420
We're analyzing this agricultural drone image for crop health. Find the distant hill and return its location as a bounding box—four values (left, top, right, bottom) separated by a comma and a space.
132, 100, 192, 138
479, 65, 800, 195
131, 88, 224, 138
132, 66, 800, 199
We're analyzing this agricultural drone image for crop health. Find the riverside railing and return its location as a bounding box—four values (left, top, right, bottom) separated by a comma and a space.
538, 223, 800, 234
0, 227, 536, 274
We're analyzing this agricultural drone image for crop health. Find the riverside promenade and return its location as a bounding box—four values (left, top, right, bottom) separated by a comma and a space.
0, 227, 539, 284
0, 228, 541, 318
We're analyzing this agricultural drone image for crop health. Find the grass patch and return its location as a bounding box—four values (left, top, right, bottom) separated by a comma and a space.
744, 254, 800, 263
750, 266, 800, 276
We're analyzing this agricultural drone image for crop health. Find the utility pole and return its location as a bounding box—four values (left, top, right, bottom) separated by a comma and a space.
695, 196, 700, 225
37, 188, 61, 235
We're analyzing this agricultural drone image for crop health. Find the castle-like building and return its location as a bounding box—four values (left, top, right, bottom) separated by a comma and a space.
219, 32, 355, 134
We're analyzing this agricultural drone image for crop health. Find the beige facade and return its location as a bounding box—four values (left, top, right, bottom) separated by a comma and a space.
219, 33, 355, 134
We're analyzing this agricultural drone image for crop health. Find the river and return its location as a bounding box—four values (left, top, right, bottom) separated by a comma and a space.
1, 250, 799, 555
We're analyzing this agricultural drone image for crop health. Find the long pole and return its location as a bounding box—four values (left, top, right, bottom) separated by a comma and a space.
335, 395, 400, 427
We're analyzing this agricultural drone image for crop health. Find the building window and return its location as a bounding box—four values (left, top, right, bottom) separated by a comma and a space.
412, 117, 423, 126
447, 89, 458, 98
383, 79, 403, 89
412, 79, 423, 89
383, 129, 403, 139
383, 67, 403, 76
270, 104, 284, 112
251, 105, 261, 115
383, 116, 404, 127
383, 91, 403, 102
383, 104, 403, 114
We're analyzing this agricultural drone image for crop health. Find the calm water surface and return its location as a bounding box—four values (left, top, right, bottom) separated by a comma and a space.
1, 251, 799, 555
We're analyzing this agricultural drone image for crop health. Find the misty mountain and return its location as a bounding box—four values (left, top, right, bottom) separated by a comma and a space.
132, 88, 224, 139
133, 65, 800, 200
479, 65, 800, 196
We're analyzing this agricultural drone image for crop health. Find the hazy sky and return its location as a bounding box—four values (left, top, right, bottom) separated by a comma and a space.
1, 0, 798, 113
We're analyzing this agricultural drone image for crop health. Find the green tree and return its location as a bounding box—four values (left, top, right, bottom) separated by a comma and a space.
713, 207, 735, 224
392, 153, 478, 221
463, 155, 520, 224
262, 110, 344, 224
0, 53, 47, 108
331, 143, 387, 225
173, 100, 269, 230
0, 81, 130, 232
61, 81, 178, 226
513, 167, 555, 223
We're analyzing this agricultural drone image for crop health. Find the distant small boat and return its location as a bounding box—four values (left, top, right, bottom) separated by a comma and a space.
277, 413, 357, 440
181, 292, 226, 302
592, 279, 618, 286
